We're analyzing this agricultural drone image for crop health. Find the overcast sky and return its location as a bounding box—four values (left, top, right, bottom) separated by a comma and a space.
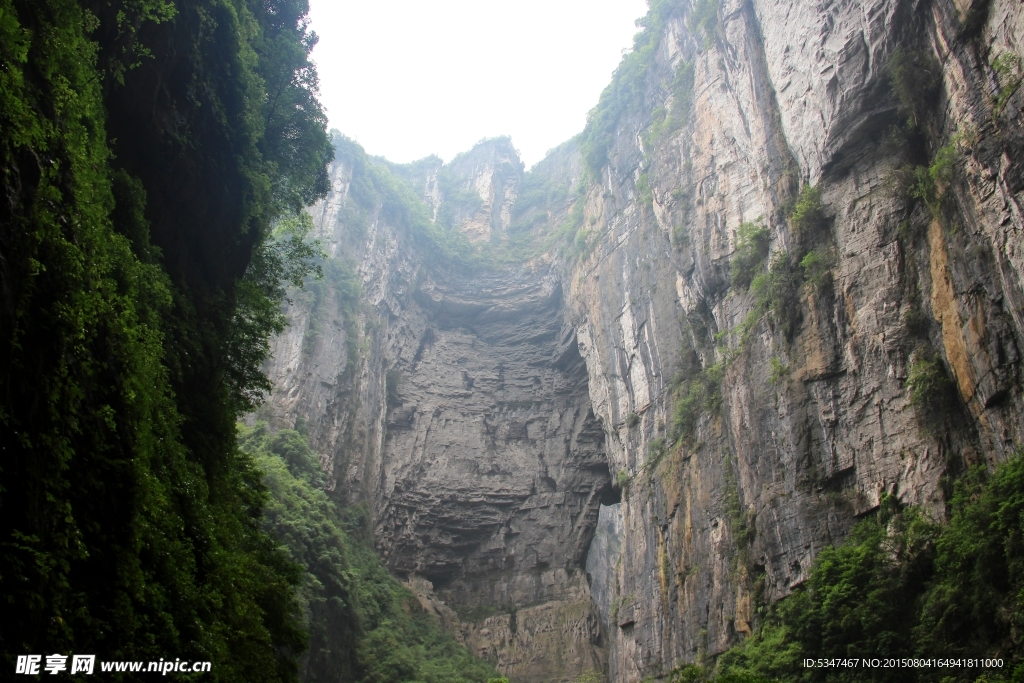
306, 0, 649, 168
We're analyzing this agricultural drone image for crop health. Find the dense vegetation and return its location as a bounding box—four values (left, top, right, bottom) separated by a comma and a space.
238, 424, 502, 683
0, 0, 332, 678
658, 452, 1024, 683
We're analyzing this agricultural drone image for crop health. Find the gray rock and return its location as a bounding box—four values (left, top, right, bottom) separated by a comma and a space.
257, 0, 1024, 680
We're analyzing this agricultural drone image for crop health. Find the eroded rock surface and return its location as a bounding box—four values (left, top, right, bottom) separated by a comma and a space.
258, 0, 1024, 680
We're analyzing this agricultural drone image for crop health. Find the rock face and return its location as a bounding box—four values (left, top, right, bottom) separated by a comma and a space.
257, 0, 1024, 680
376, 266, 613, 680
258, 137, 612, 681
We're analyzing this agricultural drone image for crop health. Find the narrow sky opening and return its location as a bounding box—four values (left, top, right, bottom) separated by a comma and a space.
307, 0, 650, 169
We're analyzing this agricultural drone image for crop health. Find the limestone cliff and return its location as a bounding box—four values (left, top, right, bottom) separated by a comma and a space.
256, 0, 1024, 680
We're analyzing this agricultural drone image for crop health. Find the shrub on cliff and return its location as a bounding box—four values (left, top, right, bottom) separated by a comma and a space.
707, 451, 1024, 683
579, 0, 688, 176
671, 362, 724, 443
731, 221, 771, 289
906, 350, 957, 415
889, 48, 941, 128
789, 185, 826, 238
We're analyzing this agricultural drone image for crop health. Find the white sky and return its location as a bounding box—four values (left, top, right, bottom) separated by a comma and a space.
306, 0, 650, 169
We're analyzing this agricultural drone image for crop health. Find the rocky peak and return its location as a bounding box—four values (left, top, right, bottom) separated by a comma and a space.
438, 137, 524, 242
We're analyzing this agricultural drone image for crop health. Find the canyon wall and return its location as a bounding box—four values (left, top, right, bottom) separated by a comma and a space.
258, 139, 613, 681
257, 0, 1024, 680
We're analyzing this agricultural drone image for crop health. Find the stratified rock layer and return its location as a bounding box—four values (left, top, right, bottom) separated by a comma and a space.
260, 138, 612, 681
258, 0, 1024, 681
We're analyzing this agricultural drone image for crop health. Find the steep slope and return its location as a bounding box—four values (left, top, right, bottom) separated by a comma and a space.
256, 137, 613, 681
257, 0, 1024, 680
561, 0, 1024, 676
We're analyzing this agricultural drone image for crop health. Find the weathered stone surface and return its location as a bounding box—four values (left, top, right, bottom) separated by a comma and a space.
560, 0, 1024, 678
372, 265, 614, 602
259, 138, 612, 681
258, 0, 1024, 681
586, 503, 622, 634
445, 138, 523, 242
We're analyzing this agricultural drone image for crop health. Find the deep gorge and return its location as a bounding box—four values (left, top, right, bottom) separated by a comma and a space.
254, 0, 1024, 679
4, 0, 1024, 680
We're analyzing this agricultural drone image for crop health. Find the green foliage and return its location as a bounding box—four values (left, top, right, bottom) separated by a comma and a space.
799, 247, 835, 290
915, 458, 1024, 662
509, 171, 572, 233
790, 506, 936, 664
768, 357, 789, 384
0, 0, 332, 677
888, 143, 959, 218
611, 592, 634, 623
637, 172, 654, 210
713, 193, 830, 361
749, 255, 802, 341
299, 254, 362, 372
714, 623, 802, 682
666, 662, 775, 682
929, 144, 958, 191
579, 0, 685, 175
992, 52, 1021, 113
906, 350, 956, 413
252, 0, 333, 213
719, 212, 825, 360
343, 134, 586, 268
909, 144, 958, 213
714, 504, 940, 683
235, 212, 327, 409
789, 185, 826, 237
241, 425, 355, 681
889, 48, 941, 126
332, 134, 495, 270
710, 186, 824, 349
501, 150, 586, 264
688, 0, 720, 50
546, 193, 592, 263
710, 450, 1024, 682
240, 424, 501, 683
671, 361, 724, 443
628, 411, 642, 428
731, 221, 771, 289
724, 456, 753, 549
648, 60, 697, 143
436, 165, 486, 230
616, 469, 633, 489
